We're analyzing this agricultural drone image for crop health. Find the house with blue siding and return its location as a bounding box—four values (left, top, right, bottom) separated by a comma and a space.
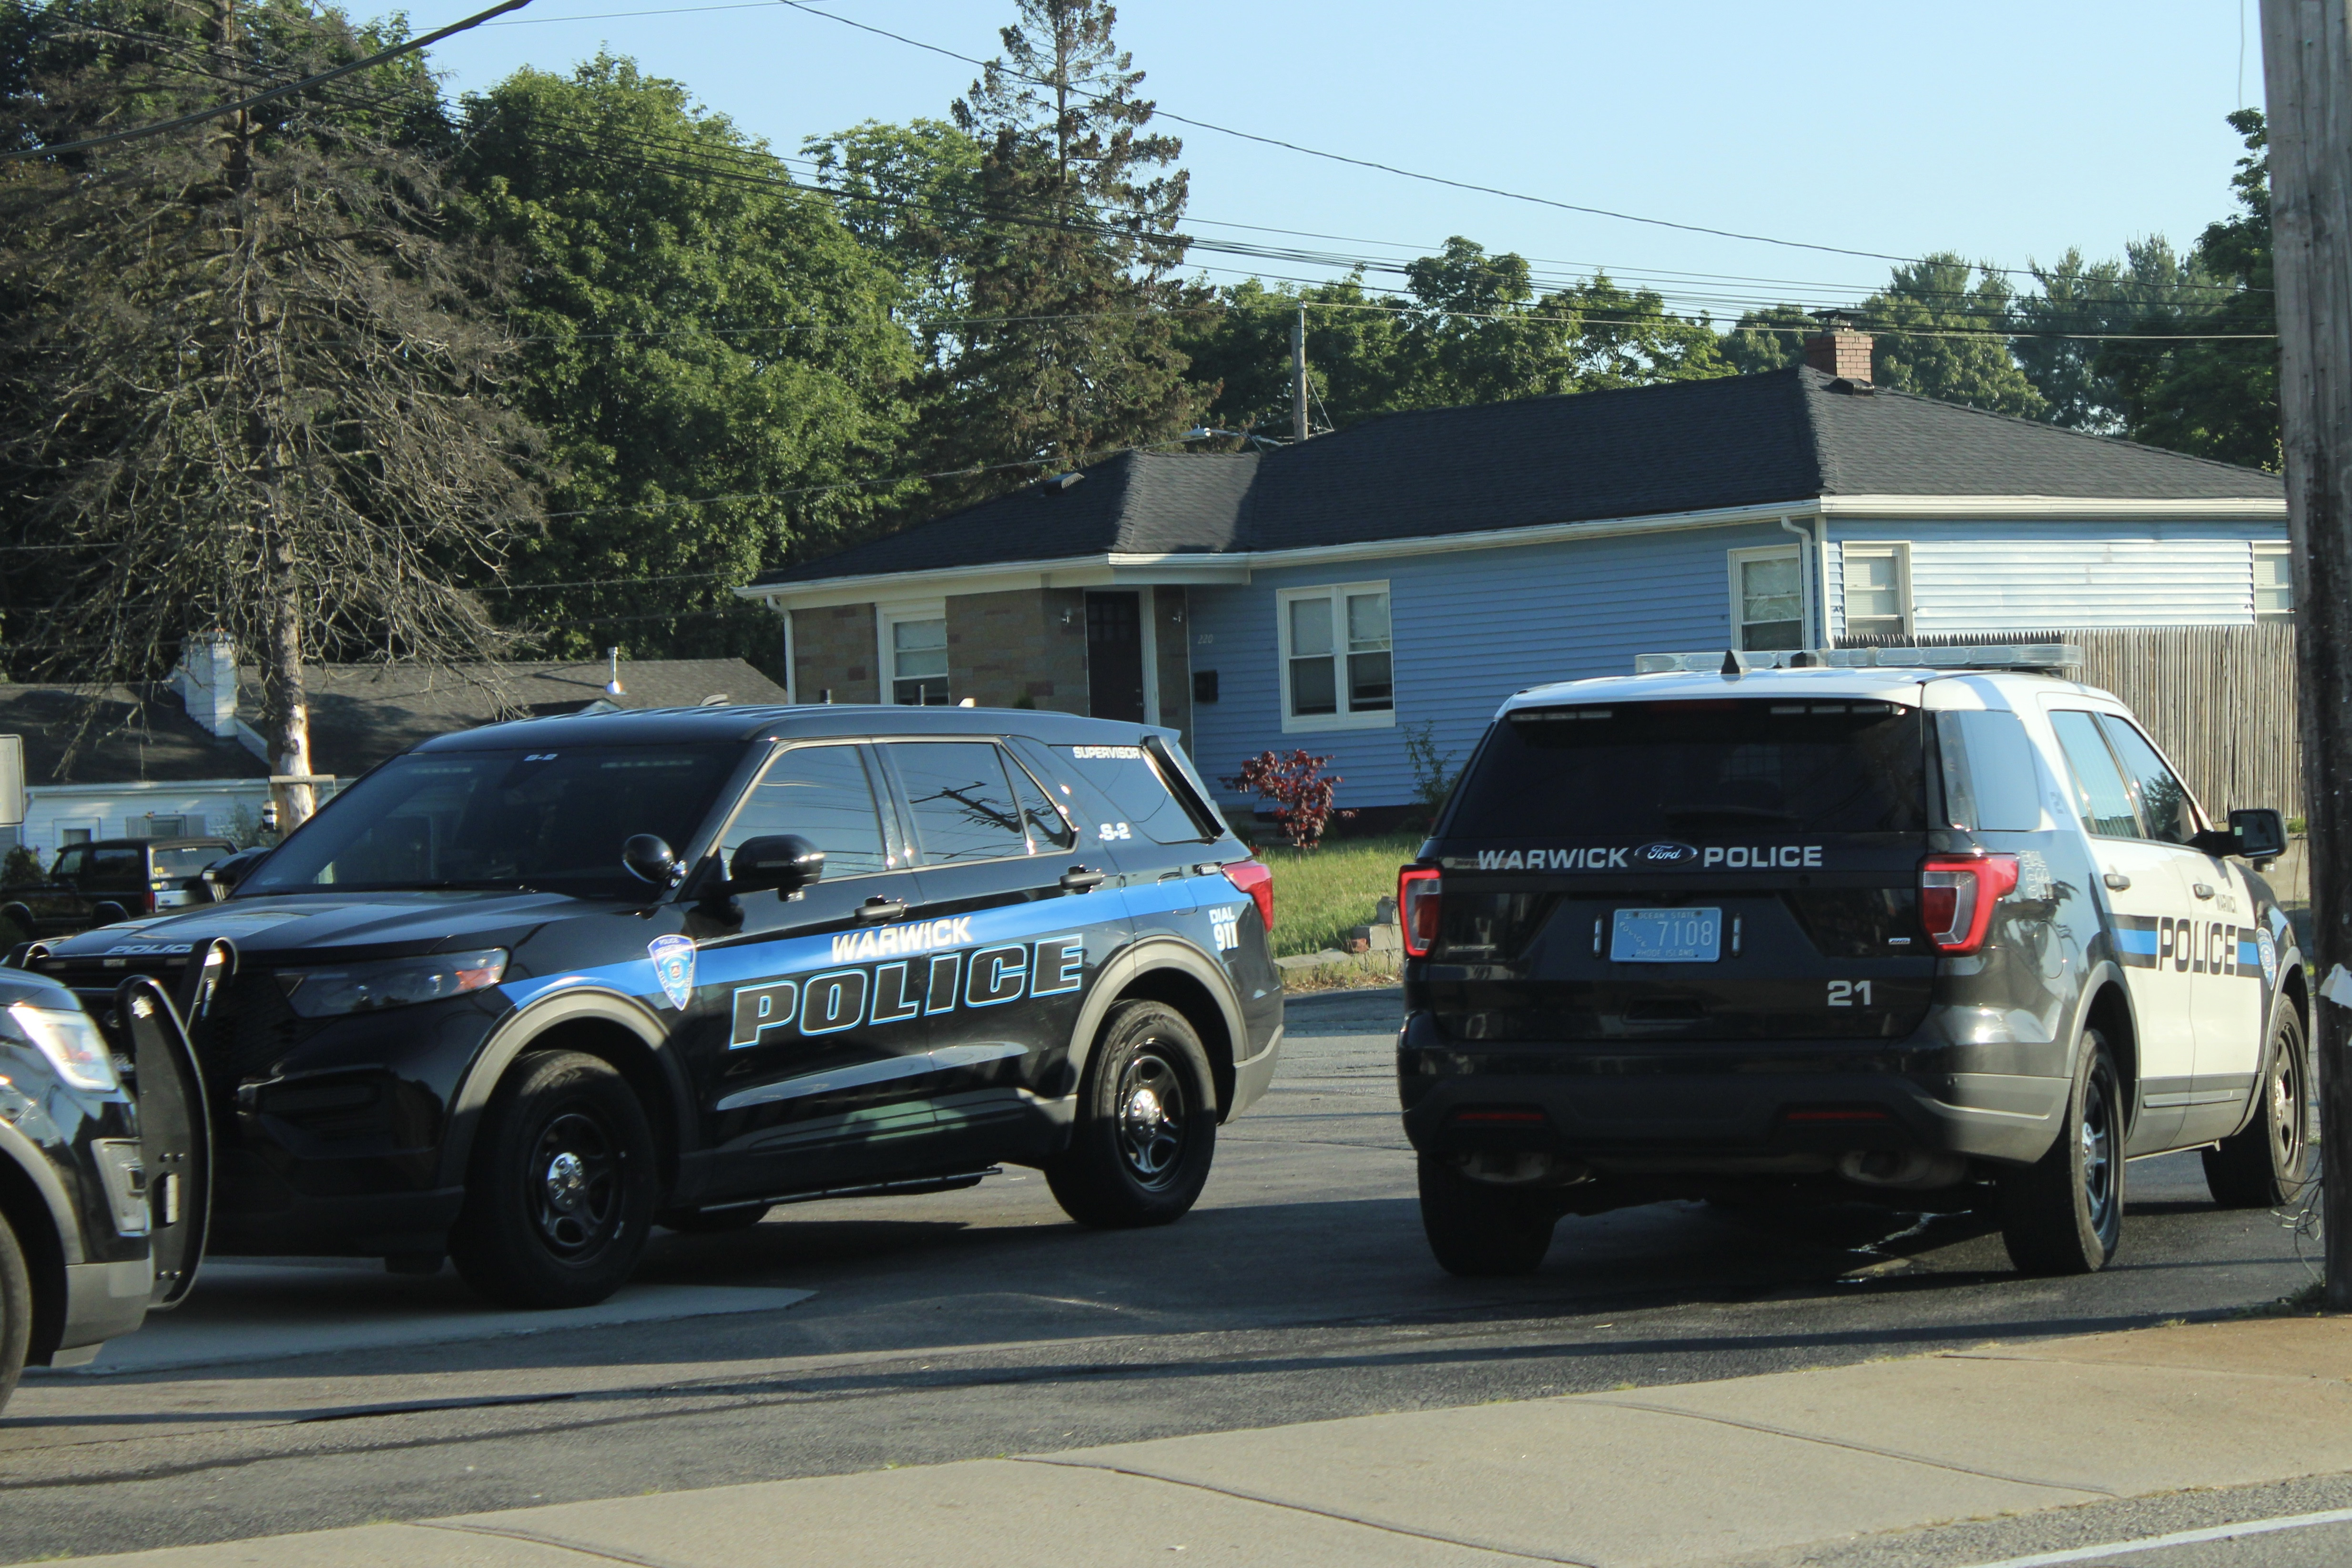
737, 328, 2287, 814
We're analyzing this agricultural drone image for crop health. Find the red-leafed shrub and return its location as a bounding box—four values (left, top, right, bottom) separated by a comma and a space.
1222, 749, 1355, 851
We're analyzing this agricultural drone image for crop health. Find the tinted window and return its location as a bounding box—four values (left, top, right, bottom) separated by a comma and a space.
2099, 716, 2200, 845
1055, 744, 1214, 844
50, 847, 84, 881
244, 744, 742, 898
85, 847, 144, 890
888, 742, 1029, 864
1006, 754, 1077, 852
2049, 711, 2142, 839
724, 744, 891, 878
1936, 712, 2043, 833
1444, 700, 1927, 838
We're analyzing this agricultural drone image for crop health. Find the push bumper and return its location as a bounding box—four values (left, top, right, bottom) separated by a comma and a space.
1397, 1014, 2067, 1168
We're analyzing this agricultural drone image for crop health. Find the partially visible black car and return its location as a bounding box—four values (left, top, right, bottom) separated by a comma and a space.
2, 837, 238, 938
0, 965, 212, 1414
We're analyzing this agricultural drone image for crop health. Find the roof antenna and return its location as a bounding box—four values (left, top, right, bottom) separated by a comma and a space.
605, 646, 624, 698
1720, 649, 1742, 680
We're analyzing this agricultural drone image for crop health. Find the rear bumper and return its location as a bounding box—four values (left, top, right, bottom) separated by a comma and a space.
1396, 1012, 2067, 1168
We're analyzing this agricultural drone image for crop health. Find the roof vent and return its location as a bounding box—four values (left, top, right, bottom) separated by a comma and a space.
1040, 472, 1084, 494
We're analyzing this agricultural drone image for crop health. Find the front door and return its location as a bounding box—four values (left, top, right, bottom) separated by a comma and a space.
2047, 708, 2201, 1152
685, 742, 937, 1197
1086, 591, 1146, 723
874, 738, 1126, 1166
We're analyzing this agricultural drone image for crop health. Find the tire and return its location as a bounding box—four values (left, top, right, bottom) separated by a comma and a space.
1998, 1028, 2125, 1275
1046, 1001, 1217, 1228
0, 1210, 28, 1418
2205, 1004, 2311, 1209
660, 1204, 770, 1234
1417, 1155, 1557, 1277
449, 1050, 658, 1309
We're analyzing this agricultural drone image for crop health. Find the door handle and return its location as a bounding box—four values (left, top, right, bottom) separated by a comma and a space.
1059, 866, 1108, 893
856, 896, 908, 924
2192, 882, 2215, 899
2103, 872, 2131, 891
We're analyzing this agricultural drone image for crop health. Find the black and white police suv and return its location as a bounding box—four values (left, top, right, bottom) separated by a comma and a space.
1396, 645, 2304, 1279
7, 705, 1280, 1310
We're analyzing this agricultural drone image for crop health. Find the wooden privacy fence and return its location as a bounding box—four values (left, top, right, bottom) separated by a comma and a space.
1839, 626, 2303, 821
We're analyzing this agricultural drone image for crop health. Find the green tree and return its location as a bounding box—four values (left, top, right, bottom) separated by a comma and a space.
2010, 239, 2208, 431
1721, 304, 1817, 375
454, 57, 920, 663
1862, 254, 2047, 417
934, 0, 1201, 495
803, 117, 985, 363
2095, 110, 2278, 469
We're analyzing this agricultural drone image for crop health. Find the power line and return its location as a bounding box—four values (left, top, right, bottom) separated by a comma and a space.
0, 0, 536, 162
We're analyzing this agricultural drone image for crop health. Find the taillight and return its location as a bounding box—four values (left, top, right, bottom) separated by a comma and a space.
1399, 866, 1441, 957
1221, 859, 1274, 933
1919, 853, 2019, 954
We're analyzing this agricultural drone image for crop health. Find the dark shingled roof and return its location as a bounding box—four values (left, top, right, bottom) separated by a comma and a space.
753, 367, 2282, 587
0, 684, 270, 784
239, 660, 791, 776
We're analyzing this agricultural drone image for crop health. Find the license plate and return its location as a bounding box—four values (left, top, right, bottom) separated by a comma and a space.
1610, 907, 1723, 963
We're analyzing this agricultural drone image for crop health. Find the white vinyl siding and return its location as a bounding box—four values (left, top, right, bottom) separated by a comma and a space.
1855, 523, 2280, 631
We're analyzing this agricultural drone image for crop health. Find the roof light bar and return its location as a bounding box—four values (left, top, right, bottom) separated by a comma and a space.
1633, 645, 2083, 676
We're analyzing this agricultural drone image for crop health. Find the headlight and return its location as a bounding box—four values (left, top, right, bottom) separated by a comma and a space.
278, 949, 508, 1018
5, 1000, 119, 1093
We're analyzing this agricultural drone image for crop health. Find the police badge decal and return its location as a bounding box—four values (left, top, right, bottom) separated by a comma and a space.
648, 934, 697, 1010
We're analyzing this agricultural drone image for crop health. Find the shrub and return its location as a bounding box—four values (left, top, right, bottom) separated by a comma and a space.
0, 845, 41, 890
1222, 749, 1355, 851
1401, 720, 1460, 823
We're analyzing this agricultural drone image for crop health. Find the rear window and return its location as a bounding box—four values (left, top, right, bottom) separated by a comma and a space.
1444, 699, 1927, 839
1053, 743, 1218, 845
152, 845, 228, 878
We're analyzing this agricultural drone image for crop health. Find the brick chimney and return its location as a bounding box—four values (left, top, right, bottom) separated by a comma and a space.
1803, 311, 1874, 382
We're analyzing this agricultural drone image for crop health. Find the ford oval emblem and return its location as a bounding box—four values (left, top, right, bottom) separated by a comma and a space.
1633, 841, 1700, 865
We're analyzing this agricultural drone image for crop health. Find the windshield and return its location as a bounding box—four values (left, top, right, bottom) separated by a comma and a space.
242, 744, 744, 898
1444, 699, 1927, 839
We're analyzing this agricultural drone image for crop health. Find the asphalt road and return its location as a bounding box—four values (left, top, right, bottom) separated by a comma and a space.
0, 987, 2327, 1564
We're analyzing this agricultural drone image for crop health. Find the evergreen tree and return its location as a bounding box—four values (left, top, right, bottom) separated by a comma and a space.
1862, 254, 2047, 417
935, 0, 1201, 496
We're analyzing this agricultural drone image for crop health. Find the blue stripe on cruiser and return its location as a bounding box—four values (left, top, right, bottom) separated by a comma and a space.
2113, 927, 2160, 957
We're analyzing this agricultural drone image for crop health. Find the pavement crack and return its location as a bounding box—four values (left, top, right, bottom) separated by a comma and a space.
418, 1518, 705, 1568
1013, 1455, 1601, 1566
1575, 1395, 2116, 1497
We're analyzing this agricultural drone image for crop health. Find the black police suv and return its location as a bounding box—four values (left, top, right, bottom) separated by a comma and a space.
1397, 649, 2304, 1280
12, 706, 1281, 1309
0, 962, 212, 1413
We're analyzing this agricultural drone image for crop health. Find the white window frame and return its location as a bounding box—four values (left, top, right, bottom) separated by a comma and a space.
876, 598, 949, 707
1727, 545, 1812, 652
1276, 580, 1396, 733
2254, 541, 2295, 623
1838, 541, 1914, 640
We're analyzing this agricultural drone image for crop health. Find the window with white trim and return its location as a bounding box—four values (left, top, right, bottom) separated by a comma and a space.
879, 603, 949, 706
1278, 582, 1395, 730
1729, 547, 1804, 651
1841, 542, 1912, 640
2255, 542, 2294, 622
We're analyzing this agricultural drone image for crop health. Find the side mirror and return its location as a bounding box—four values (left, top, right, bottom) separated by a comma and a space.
2231, 807, 2289, 864
729, 835, 824, 896
622, 834, 682, 888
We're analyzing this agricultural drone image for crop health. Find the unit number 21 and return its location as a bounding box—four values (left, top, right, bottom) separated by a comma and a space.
1826, 980, 1874, 1007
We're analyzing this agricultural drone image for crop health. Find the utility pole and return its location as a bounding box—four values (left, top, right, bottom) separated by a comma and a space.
2261, 0, 2352, 1309
1292, 308, 1310, 444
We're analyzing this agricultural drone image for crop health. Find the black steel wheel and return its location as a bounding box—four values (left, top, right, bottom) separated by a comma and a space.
1999, 1027, 2125, 1275
1047, 1000, 1217, 1228
450, 1049, 657, 1309
0, 1210, 28, 1417
2205, 1004, 2311, 1209
1417, 1155, 1557, 1277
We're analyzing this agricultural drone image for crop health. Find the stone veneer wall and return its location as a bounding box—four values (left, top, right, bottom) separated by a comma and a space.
945, 588, 1089, 713
789, 603, 879, 703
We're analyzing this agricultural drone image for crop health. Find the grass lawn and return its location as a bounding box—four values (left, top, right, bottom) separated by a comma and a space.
1256, 831, 1424, 958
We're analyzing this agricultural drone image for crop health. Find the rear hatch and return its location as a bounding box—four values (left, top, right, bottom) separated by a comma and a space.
1420, 694, 1936, 1042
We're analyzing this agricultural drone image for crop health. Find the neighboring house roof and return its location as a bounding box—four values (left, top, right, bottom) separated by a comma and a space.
749, 366, 2283, 589
0, 684, 270, 784
234, 659, 791, 776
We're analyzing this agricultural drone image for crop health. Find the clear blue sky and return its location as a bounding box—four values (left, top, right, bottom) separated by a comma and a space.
416, 0, 2261, 319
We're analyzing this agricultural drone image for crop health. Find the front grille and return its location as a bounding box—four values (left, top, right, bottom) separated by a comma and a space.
194, 972, 307, 1091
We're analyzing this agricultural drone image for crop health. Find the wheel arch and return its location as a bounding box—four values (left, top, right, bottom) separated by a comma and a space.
0, 1134, 75, 1363
2078, 972, 2139, 1139
437, 990, 692, 1195
1069, 938, 1244, 1117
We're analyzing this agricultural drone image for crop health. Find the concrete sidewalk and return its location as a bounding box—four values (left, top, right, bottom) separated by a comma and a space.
51, 1314, 2352, 1568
